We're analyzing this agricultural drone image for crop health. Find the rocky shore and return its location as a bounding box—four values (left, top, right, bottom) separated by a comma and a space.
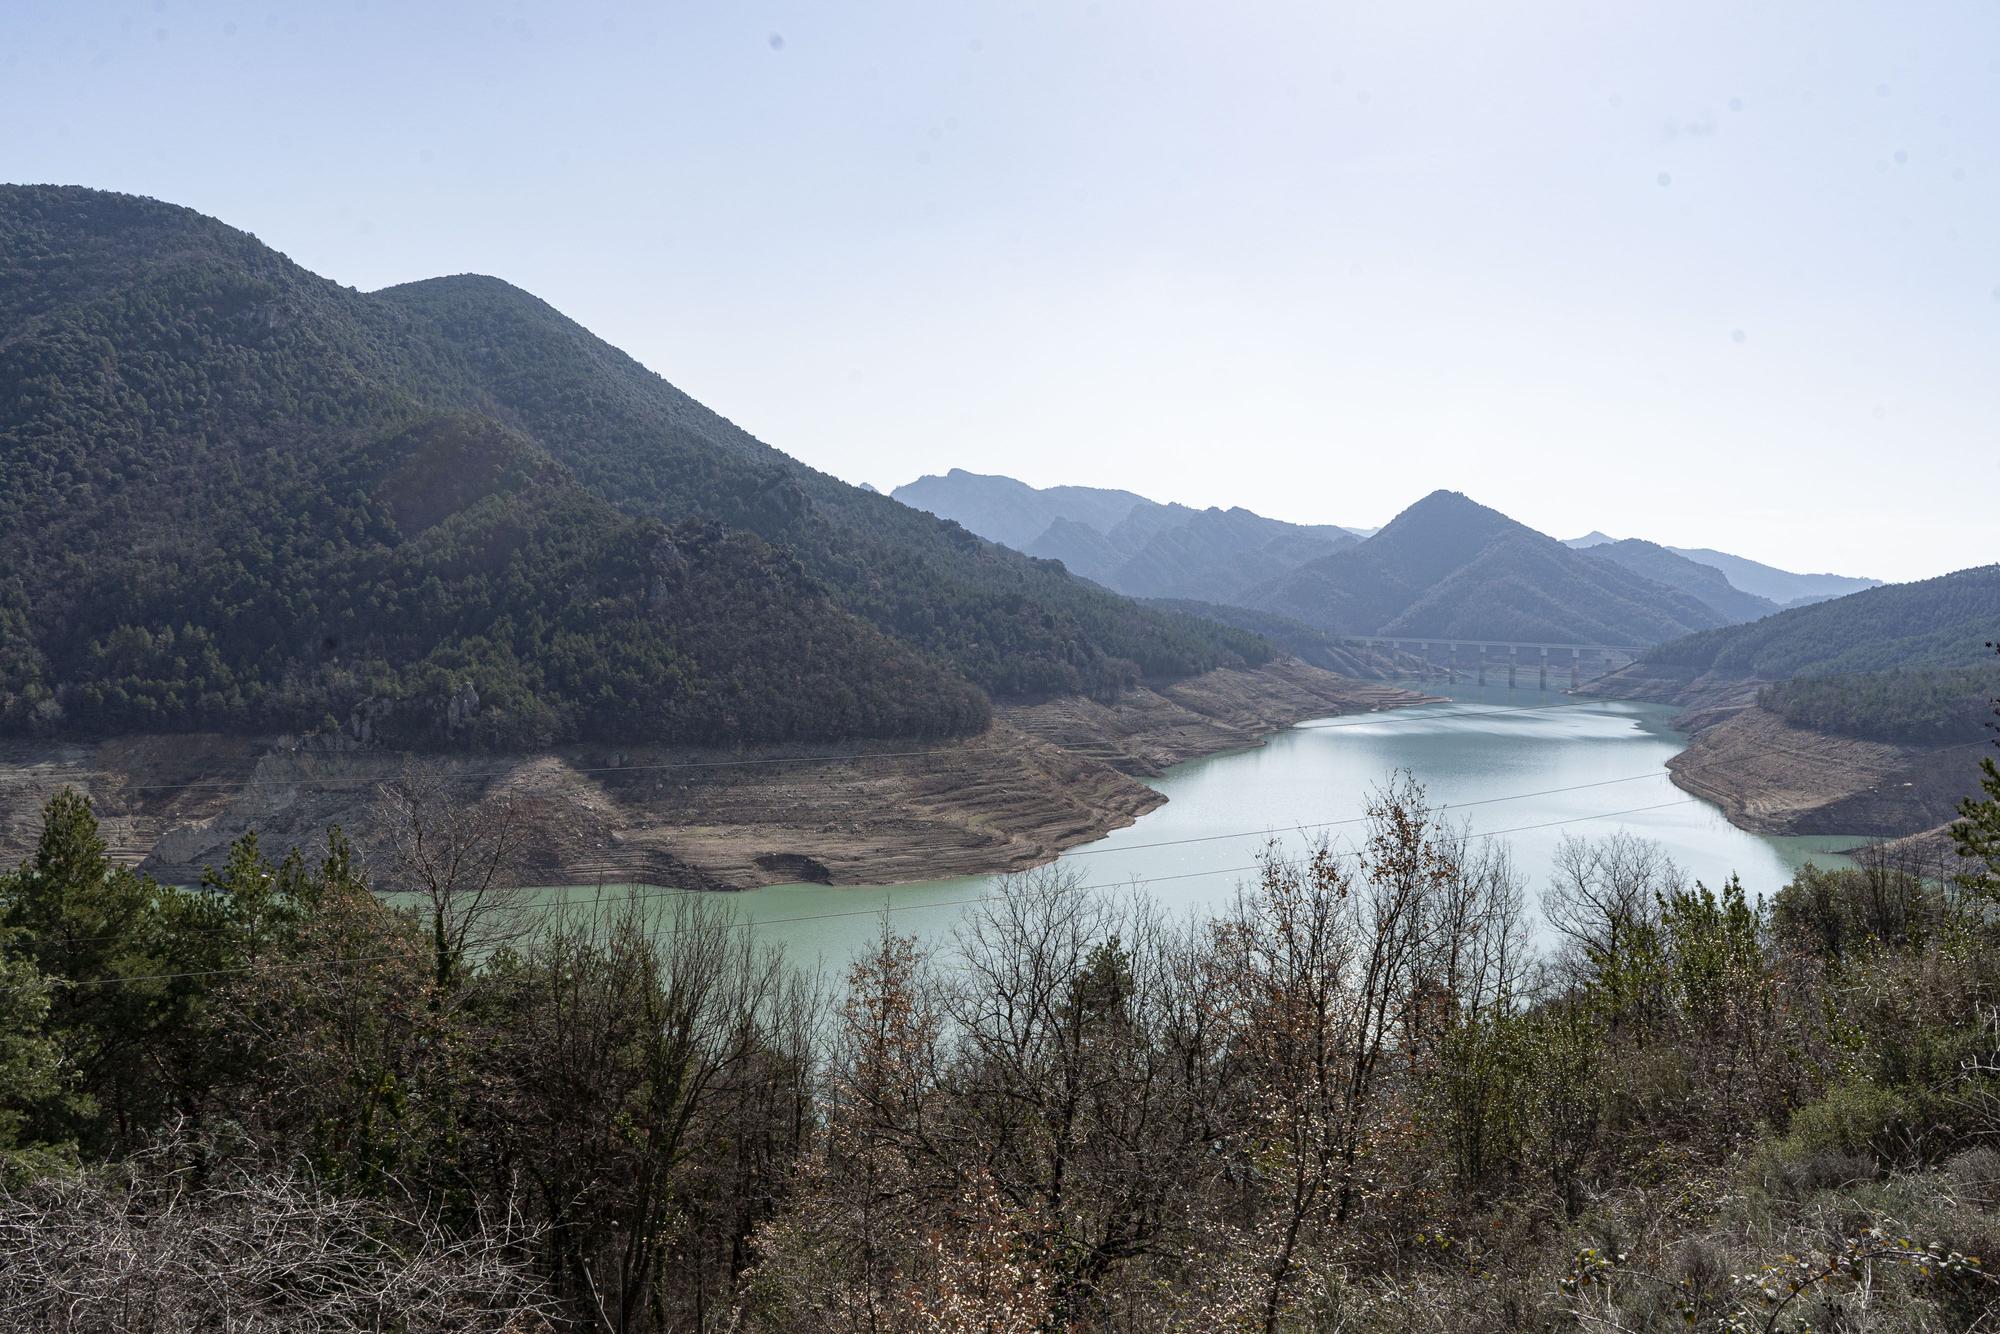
1581, 666, 1987, 846
0, 660, 1430, 891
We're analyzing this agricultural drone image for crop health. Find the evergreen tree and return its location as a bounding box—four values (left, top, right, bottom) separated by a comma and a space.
1948, 640, 2000, 897
0, 791, 165, 1150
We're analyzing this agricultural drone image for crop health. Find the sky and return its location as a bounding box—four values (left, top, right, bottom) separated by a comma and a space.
4, 1, 1997, 583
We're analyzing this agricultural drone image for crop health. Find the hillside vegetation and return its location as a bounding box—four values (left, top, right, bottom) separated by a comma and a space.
1641, 564, 2000, 679
3, 770, 1998, 1329
1759, 663, 2000, 745
0, 186, 1264, 746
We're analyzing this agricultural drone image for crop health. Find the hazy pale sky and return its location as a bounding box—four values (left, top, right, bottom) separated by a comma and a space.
5, 1, 1997, 582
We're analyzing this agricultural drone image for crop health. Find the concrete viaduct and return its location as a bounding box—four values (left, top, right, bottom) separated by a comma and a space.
1339, 636, 1645, 690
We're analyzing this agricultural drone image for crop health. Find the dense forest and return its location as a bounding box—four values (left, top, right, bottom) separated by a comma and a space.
5, 408, 989, 746
0, 186, 1265, 748
3, 754, 1999, 1330
1760, 663, 2000, 746
1642, 565, 2000, 679
1244, 491, 1735, 645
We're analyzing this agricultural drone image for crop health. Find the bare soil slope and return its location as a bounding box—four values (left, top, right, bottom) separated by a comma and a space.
1661, 705, 1985, 839
0, 661, 1426, 891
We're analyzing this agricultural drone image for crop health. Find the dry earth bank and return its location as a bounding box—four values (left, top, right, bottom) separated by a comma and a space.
0, 660, 1429, 891
1582, 664, 1989, 849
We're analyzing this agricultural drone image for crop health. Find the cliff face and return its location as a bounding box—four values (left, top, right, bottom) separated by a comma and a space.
0, 660, 1427, 892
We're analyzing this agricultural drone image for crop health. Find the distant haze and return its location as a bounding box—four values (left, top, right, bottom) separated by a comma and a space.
4, 1, 1996, 581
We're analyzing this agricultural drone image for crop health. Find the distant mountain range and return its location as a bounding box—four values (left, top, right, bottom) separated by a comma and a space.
1578, 539, 1782, 625
901, 471, 1896, 649
893, 470, 1365, 604
0, 186, 1270, 748
1566, 532, 1880, 607
1244, 491, 1734, 645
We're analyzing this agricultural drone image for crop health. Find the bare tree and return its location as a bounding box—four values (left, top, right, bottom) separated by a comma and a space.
0, 1142, 555, 1334
376, 759, 530, 990
489, 889, 809, 1331
940, 869, 1239, 1324
1541, 831, 1683, 1020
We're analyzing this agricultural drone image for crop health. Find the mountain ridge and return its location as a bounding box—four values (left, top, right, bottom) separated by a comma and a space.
1563, 532, 1880, 606
893, 469, 1358, 604
1580, 539, 1781, 625
0, 184, 1267, 746
1246, 491, 1734, 644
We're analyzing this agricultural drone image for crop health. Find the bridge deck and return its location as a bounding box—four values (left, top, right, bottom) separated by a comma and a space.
1341, 636, 1647, 654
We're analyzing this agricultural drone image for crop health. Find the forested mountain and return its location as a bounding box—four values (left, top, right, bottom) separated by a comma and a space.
1142, 598, 1410, 677
1638, 564, 2000, 679
0, 185, 1265, 746
1759, 663, 2000, 744
1565, 532, 1881, 607
1245, 491, 1732, 644
1580, 539, 1779, 624
893, 469, 1359, 603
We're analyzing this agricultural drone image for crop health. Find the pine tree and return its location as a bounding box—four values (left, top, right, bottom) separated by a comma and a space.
1948, 641, 2000, 897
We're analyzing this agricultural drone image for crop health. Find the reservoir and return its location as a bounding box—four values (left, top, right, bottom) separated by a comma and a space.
706, 683, 1859, 966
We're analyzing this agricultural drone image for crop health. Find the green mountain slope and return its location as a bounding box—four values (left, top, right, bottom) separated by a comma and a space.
1638, 564, 2000, 679
1758, 663, 2000, 745
0, 185, 1264, 744
1581, 539, 1779, 624
1246, 491, 1729, 644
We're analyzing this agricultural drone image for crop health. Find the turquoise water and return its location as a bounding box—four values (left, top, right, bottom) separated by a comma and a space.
706, 682, 1857, 970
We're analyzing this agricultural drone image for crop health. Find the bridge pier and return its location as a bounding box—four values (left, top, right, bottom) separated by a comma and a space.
1347, 637, 1641, 689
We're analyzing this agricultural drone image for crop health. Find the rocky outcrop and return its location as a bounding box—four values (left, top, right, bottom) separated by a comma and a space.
0, 660, 1430, 892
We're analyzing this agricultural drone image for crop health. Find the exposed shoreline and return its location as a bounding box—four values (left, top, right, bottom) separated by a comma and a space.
0, 660, 1434, 892
1579, 665, 1987, 850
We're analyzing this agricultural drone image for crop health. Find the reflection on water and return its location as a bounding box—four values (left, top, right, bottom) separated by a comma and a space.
581, 683, 1860, 969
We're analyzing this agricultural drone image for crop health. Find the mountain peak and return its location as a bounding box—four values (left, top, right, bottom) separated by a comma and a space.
1245, 492, 1733, 644
1372, 490, 1528, 552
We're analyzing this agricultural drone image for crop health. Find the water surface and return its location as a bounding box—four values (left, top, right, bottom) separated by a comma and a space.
653, 683, 1857, 968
